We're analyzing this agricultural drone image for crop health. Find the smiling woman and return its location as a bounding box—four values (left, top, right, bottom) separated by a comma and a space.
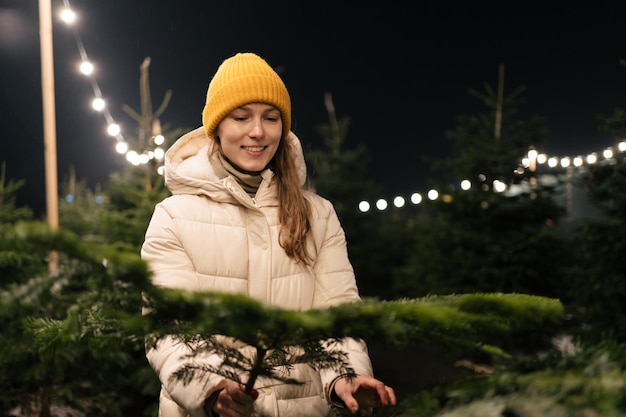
140, 51, 397, 417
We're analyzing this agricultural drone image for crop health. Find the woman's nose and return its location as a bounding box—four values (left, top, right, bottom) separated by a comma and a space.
249, 119, 264, 137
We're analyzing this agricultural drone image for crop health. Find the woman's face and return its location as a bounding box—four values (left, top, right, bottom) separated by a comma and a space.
215, 103, 283, 173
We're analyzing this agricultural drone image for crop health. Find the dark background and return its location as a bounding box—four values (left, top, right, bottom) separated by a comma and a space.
1, 1, 625, 215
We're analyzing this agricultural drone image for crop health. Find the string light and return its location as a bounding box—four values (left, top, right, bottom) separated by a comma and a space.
58, 0, 158, 166
55, 2, 625, 212
79, 61, 93, 75
358, 141, 626, 212
59, 7, 76, 24
91, 97, 105, 111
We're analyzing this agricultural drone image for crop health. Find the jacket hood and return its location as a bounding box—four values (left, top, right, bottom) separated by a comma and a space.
163, 126, 308, 196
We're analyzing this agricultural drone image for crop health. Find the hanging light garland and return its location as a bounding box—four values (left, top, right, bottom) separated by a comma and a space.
358, 141, 626, 213
59, 0, 163, 167
56, 2, 625, 213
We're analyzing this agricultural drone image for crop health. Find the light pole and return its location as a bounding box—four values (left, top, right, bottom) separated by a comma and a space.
39, 0, 59, 273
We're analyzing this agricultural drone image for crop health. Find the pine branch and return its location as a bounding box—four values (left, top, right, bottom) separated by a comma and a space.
11, 222, 565, 402
144, 290, 563, 355
143, 289, 563, 391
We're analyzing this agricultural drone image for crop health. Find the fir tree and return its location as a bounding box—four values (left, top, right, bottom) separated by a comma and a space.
393, 65, 570, 300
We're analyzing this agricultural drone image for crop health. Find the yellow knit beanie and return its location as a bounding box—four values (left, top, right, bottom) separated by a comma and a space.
202, 52, 291, 139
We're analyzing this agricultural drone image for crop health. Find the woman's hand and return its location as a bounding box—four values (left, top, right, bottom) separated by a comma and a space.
210, 381, 258, 417
334, 375, 396, 414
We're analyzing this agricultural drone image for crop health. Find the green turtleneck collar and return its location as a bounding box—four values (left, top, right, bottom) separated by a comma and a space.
210, 151, 264, 196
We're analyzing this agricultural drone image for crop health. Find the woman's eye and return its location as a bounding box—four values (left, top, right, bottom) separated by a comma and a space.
265, 114, 280, 122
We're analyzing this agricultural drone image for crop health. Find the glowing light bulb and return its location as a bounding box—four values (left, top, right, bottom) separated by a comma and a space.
60, 8, 76, 24
393, 196, 405, 208
125, 151, 139, 165
80, 61, 94, 75
115, 142, 129, 154
107, 123, 121, 137
573, 156, 583, 167
92, 98, 105, 111
493, 180, 507, 193
154, 147, 165, 160
586, 153, 597, 164
548, 157, 559, 168
537, 153, 547, 164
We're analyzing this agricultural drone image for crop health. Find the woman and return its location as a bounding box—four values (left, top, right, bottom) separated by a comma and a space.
141, 52, 396, 417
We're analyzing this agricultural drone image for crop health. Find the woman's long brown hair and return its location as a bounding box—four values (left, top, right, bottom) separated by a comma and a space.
272, 137, 313, 265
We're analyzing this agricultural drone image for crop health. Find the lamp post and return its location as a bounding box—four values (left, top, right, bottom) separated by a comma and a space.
39, 0, 59, 273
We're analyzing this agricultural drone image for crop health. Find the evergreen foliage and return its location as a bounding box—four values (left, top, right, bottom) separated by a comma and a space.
0, 164, 42, 285
91, 167, 170, 250
57, 161, 172, 252
395, 340, 626, 417
392, 190, 569, 300
3, 222, 564, 416
144, 290, 564, 359
392, 72, 571, 301
0, 162, 34, 225
558, 60, 626, 344
1, 222, 158, 416
564, 151, 626, 343
58, 175, 110, 243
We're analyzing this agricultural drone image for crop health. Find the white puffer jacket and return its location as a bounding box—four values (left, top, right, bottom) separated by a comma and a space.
141, 127, 373, 417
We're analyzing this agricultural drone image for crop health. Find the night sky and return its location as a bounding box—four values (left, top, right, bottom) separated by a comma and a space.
1, 1, 625, 215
